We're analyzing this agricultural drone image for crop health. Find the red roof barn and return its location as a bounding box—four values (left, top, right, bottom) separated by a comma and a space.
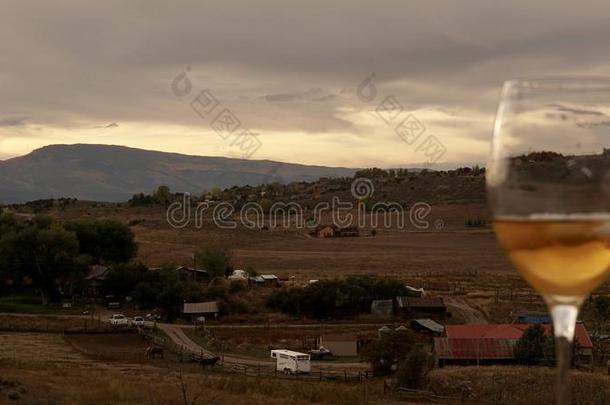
435, 323, 593, 367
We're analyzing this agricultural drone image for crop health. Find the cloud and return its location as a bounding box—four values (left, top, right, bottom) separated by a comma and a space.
0, 116, 27, 127
577, 120, 610, 128
2, 0, 610, 166
549, 104, 605, 116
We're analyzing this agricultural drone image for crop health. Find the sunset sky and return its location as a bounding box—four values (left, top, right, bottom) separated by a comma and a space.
2, 1, 610, 168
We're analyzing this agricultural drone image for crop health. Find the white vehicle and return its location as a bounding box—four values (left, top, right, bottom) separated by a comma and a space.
109, 314, 129, 326
131, 316, 145, 327
270, 350, 311, 374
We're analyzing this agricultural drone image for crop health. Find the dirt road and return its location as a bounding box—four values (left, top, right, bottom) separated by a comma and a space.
444, 296, 488, 324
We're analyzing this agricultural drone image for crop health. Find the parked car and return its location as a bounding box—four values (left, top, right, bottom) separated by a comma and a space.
308, 347, 333, 360
131, 316, 145, 327
109, 314, 129, 326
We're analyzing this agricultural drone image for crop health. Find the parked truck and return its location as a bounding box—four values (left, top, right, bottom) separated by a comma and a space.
270, 349, 311, 374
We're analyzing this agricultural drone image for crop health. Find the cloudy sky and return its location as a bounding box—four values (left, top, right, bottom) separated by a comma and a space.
1, 0, 610, 168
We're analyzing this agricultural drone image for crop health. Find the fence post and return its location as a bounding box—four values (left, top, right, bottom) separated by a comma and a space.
319, 369, 322, 382
344, 371, 347, 382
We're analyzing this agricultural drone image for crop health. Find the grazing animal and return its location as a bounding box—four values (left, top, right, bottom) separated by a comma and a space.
145, 346, 164, 359
200, 355, 220, 368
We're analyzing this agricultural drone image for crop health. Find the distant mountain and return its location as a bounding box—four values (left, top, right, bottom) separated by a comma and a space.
0, 144, 356, 203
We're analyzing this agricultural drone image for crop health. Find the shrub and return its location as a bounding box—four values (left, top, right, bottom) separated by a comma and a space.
394, 346, 434, 389
360, 329, 417, 376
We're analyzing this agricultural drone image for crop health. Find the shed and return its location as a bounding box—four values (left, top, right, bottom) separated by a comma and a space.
410, 319, 444, 336
396, 296, 447, 321
371, 299, 394, 317
514, 311, 552, 324
320, 334, 359, 357
260, 274, 280, 287
249, 276, 265, 288
183, 301, 219, 320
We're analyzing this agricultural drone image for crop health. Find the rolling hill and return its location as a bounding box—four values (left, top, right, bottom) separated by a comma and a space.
0, 144, 356, 203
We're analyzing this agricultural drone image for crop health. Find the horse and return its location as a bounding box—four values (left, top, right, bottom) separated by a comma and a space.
145, 346, 164, 359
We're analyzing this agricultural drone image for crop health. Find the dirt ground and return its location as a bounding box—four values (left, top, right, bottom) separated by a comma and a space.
64, 333, 181, 363
45, 201, 509, 282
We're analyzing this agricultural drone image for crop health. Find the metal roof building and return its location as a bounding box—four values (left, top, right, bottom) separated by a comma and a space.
183, 301, 219, 314
435, 323, 594, 366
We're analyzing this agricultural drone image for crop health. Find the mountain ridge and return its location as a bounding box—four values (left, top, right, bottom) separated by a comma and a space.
0, 144, 357, 203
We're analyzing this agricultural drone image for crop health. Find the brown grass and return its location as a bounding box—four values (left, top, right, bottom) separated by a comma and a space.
429, 366, 610, 405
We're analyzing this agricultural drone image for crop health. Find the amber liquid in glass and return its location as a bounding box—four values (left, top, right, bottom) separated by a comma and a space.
494, 218, 610, 297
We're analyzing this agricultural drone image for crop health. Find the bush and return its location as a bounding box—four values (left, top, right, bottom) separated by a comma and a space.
394, 346, 434, 389
360, 329, 417, 376
267, 277, 411, 319
513, 324, 549, 366
229, 280, 246, 294
194, 241, 232, 278
464, 217, 487, 227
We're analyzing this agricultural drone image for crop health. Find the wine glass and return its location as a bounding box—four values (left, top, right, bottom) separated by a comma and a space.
487, 78, 610, 405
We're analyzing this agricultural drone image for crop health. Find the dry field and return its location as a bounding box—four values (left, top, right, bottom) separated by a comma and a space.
0, 332, 385, 404
1, 332, 609, 404
44, 200, 510, 282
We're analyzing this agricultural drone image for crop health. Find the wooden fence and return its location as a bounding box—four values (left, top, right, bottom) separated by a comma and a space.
139, 328, 373, 384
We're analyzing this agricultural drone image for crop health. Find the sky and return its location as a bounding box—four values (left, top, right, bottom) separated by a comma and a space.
1, 1, 610, 168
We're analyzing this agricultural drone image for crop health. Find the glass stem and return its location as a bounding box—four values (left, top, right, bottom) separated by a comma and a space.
549, 304, 579, 405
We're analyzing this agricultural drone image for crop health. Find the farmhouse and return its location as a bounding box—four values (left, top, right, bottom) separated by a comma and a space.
434, 323, 593, 367
313, 225, 360, 238
176, 266, 210, 283
315, 225, 336, 238
396, 296, 447, 321
183, 301, 219, 321
85, 265, 109, 296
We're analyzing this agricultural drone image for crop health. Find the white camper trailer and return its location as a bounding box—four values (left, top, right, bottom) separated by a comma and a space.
270, 349, 311, 374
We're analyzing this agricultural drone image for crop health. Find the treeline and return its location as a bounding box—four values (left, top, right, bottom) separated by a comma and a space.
0, 213, 137, 304
267, 277, 414, 319
129, 185, 181, 206
354, 165, 485, 179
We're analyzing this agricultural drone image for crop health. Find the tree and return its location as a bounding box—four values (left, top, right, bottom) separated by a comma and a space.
132, 281, 158, 309
153, 185, 172, 205
194, 241, 232, 278
102, 262, 148, 297
0, 216, 85, 304
360, 329, 417, 376
513, 324, 551, 366
67, 219, 137, 264
394, 346, 434, 389
591, 295, 610, 325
